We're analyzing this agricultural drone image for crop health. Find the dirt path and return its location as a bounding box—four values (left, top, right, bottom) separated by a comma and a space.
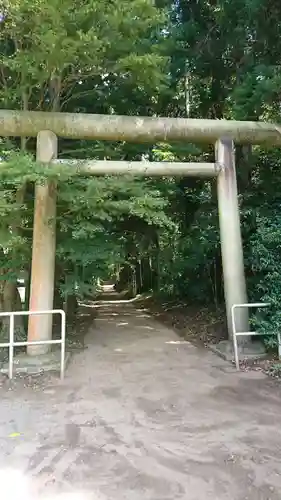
1, 300, 281, 499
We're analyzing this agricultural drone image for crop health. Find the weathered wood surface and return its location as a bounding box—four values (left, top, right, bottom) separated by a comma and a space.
1, 110, 281, 144
55, 160, 219, 177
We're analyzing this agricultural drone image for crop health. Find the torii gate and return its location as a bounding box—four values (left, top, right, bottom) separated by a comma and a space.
1, 110, 280, 359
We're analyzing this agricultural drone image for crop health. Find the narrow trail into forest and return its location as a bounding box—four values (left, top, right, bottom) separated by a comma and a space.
1, 300, 281, 500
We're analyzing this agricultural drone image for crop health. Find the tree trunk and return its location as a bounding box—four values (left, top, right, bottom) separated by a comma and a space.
54, 286, 64, 309
0, 281, 26, 340
141, 257, 153, 292
64, 294, 78, 317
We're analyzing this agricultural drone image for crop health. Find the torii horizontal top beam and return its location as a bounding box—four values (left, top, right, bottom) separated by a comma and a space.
1, 110, 281, 145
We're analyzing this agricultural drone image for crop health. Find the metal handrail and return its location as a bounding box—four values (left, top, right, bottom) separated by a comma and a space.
0, 309, 66, 379
231, 302, 281, 371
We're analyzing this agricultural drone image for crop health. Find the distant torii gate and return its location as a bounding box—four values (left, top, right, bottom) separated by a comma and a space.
1, 110, 280, 357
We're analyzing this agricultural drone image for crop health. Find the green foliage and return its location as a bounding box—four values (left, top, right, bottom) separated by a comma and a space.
56, 172, 173, 297
1, 0, 281, 358
0, 150, 174, 299
0, 0, 168, 111
0, 0, 171, 306
247, 165, 281, 348
151, 0, 281, 353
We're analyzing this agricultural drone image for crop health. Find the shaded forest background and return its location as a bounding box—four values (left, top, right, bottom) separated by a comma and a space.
0, 0, 281, 349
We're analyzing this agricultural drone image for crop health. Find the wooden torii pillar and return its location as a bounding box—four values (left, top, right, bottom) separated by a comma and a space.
216, 138, 248, 338
27, 130, 57, 355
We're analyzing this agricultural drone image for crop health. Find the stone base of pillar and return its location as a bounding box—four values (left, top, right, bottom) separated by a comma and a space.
0, 350, 70, 377
209, 339, 266, 362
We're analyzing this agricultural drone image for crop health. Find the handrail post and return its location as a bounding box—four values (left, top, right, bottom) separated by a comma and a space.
231, 303, 272, 370
8, 313, 14, 380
